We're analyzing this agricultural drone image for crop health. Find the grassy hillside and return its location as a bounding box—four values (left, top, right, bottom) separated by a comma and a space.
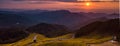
27, 23, 69, 37
39, 34, 112, 46
0, 33, 112, 46
0, 33, 46, 46
75, 18, 119, 37
0, 19, 119, 46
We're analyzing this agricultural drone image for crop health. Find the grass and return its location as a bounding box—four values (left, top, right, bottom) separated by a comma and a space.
0, 33, 112, 46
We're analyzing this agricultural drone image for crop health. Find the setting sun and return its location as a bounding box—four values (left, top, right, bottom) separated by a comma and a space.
86, 2, 90, 6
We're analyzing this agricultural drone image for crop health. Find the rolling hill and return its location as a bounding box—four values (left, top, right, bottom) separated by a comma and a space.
27, 23, 69, 37
0, 27, 29, 44
75, 18, 120, 42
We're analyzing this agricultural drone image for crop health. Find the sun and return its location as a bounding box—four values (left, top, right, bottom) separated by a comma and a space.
86, 2, 90, 6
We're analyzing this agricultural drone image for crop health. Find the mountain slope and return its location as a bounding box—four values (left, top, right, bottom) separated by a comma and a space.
27, 23, 69, 37
0, 27, 29, 44
75, 18, 120, 38
0, 12, 32, 27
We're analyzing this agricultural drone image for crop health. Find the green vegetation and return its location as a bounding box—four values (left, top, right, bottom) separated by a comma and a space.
0, 33, 112, 46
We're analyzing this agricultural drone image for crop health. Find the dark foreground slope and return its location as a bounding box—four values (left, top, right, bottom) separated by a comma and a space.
0, 27, 29, 44
75, 18, 120, 41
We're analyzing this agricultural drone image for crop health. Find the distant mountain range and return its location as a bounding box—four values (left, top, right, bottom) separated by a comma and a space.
0, 9, 119, 30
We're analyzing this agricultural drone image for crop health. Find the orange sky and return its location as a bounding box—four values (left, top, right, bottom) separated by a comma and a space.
0, 1, 119, 13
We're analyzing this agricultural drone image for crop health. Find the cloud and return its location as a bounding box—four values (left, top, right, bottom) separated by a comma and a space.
0, 0, 118, 2
0, 0, 78, 4
0, 0, 77, 2
0, 0, 118, 4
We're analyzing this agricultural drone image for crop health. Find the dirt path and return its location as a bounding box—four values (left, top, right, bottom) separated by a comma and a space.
89, 41, 119, 46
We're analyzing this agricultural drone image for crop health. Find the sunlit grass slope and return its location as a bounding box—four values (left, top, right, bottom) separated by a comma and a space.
40, 34, 112, 46
0, 33, 46, 46
0, 33, 112, 46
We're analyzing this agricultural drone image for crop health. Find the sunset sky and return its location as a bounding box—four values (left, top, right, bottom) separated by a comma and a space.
0, 0, 119, 13
0, 0, 119, 2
